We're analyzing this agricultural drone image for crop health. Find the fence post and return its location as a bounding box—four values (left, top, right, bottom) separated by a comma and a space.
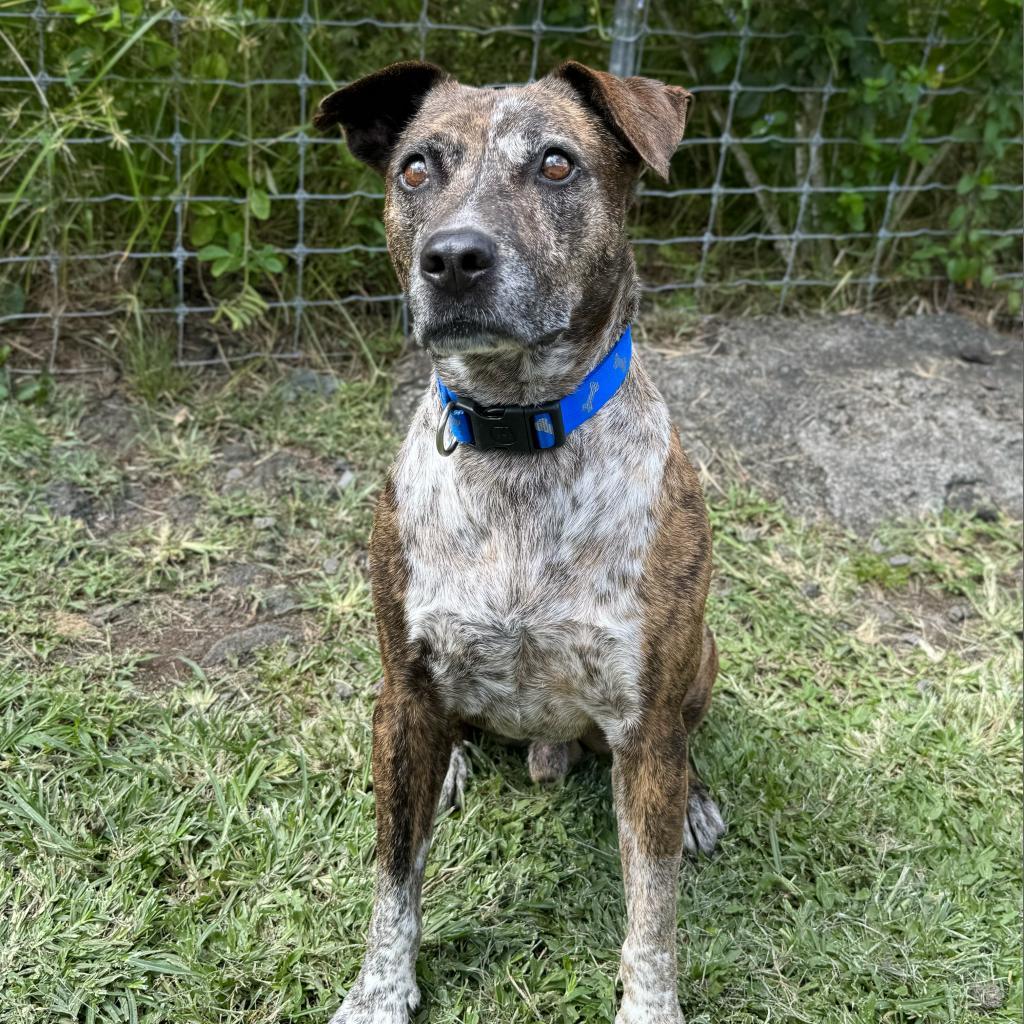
608, 0, 645, 77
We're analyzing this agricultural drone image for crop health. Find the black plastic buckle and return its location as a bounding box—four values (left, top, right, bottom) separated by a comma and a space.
455, 397, 566, 453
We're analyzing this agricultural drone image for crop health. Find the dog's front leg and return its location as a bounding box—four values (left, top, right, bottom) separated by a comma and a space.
331, 673, 454, 1024
612, 725, 689, 1024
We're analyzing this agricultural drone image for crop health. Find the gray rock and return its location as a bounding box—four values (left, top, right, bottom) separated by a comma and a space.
322, 556, 340, 575
887, 554, 911, 566
253, 515, 276, 530
800, 581, 822, 598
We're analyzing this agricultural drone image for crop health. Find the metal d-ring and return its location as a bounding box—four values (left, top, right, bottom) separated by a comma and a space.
435, 400, 459, 456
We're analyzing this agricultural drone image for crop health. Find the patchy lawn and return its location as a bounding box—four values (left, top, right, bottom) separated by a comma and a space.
0, 364, 1020, 1024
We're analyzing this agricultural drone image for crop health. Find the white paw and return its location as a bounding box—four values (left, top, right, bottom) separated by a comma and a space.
328, 972, 420, 1024
615, 996, 685, 1024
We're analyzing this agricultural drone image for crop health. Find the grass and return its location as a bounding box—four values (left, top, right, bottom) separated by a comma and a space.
0, 361, 1021, 1024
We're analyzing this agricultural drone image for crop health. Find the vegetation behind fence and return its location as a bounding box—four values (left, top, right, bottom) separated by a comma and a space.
1, 0, 1021, 370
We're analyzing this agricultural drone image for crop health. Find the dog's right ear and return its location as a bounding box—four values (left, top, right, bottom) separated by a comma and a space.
312, 61, 449, 174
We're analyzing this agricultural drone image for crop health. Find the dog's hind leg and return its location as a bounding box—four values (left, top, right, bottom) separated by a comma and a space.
683, 760, 725, 857
680, 626, 725, 857
527, 740, 582, 783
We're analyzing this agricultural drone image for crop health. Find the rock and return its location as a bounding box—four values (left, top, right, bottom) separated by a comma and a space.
801, 581, 822, 598
336, 469, 356, 490
322, 556, 340, 575
956, 339, 995, 365
203, 623, 296, 665
887, 554, 911, 566
253, 515, 276, 530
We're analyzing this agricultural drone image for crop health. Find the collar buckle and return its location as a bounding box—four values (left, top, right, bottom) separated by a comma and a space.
455, 397, 565, 453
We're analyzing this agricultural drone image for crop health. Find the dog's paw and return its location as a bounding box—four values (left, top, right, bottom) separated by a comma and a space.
615, 996, 685, 1024
328, 973, 420, 1024
683, 778, 725, 857
527, 740, 582, 783
437, 742, 469, 811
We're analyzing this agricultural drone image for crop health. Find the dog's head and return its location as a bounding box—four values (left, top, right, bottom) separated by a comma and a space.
315, 62, 691, 354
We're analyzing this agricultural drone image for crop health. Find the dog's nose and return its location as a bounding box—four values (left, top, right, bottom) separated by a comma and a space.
419, 229, 497, 295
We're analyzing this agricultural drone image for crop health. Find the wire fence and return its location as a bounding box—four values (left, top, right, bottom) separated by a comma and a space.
0, 0, 1021, 370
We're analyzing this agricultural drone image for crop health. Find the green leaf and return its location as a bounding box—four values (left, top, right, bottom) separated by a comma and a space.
956, 175, 975, 196
190, 217, 218, 248
227, 160, 250, 189
709, 41, 734, 75
196, 244, 231, 262
248, 188, 271, 221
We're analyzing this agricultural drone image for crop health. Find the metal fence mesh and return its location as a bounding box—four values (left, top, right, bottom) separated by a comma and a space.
1, 0, 1021, 370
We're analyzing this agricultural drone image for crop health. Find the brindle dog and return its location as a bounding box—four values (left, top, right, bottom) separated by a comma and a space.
315, 60, 724, 1024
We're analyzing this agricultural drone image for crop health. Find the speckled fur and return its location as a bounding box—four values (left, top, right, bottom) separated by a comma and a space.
317, 60, 719, 1024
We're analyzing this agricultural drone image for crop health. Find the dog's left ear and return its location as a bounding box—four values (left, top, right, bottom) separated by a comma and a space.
549, 61, 692, 181
312, 61, 449, 174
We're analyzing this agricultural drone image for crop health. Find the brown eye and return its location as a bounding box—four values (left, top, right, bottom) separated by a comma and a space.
401, 157, 428, 189
541, 150, 573, 182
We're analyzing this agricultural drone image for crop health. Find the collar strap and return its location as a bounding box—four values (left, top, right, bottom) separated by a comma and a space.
435, 325, 632, 456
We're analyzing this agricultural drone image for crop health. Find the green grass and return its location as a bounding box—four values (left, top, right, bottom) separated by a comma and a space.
0, 366, 1020, 1024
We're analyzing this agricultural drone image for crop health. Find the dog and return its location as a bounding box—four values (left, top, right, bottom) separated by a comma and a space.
314, 59, 723, 1024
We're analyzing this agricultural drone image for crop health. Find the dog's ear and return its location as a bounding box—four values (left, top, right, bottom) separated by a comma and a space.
549, 61, 691, 181
312, 61, 449, 173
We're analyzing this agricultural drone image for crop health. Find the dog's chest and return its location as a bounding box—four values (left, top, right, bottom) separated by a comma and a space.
394, 394, 669, 743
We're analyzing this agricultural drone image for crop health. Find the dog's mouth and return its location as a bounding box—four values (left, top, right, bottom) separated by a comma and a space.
417, 317, 567, 353
417, 317, 555, 353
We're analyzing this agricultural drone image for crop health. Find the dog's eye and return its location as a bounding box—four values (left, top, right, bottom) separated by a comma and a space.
401, 156, 428, 189
540, 150, 573, 182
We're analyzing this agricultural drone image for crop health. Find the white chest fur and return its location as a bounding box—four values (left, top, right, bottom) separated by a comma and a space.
393, 372, 671, 744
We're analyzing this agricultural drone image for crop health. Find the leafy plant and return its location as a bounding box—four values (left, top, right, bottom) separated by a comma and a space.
0, 0, 1020, 360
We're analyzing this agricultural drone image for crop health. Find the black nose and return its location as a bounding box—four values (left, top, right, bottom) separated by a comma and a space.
419, 228, 497, 295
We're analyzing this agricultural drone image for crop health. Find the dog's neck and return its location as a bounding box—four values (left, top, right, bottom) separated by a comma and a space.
428, 280, 637, 408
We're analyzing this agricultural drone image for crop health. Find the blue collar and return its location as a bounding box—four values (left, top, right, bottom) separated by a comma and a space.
434, 325, 633, 456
